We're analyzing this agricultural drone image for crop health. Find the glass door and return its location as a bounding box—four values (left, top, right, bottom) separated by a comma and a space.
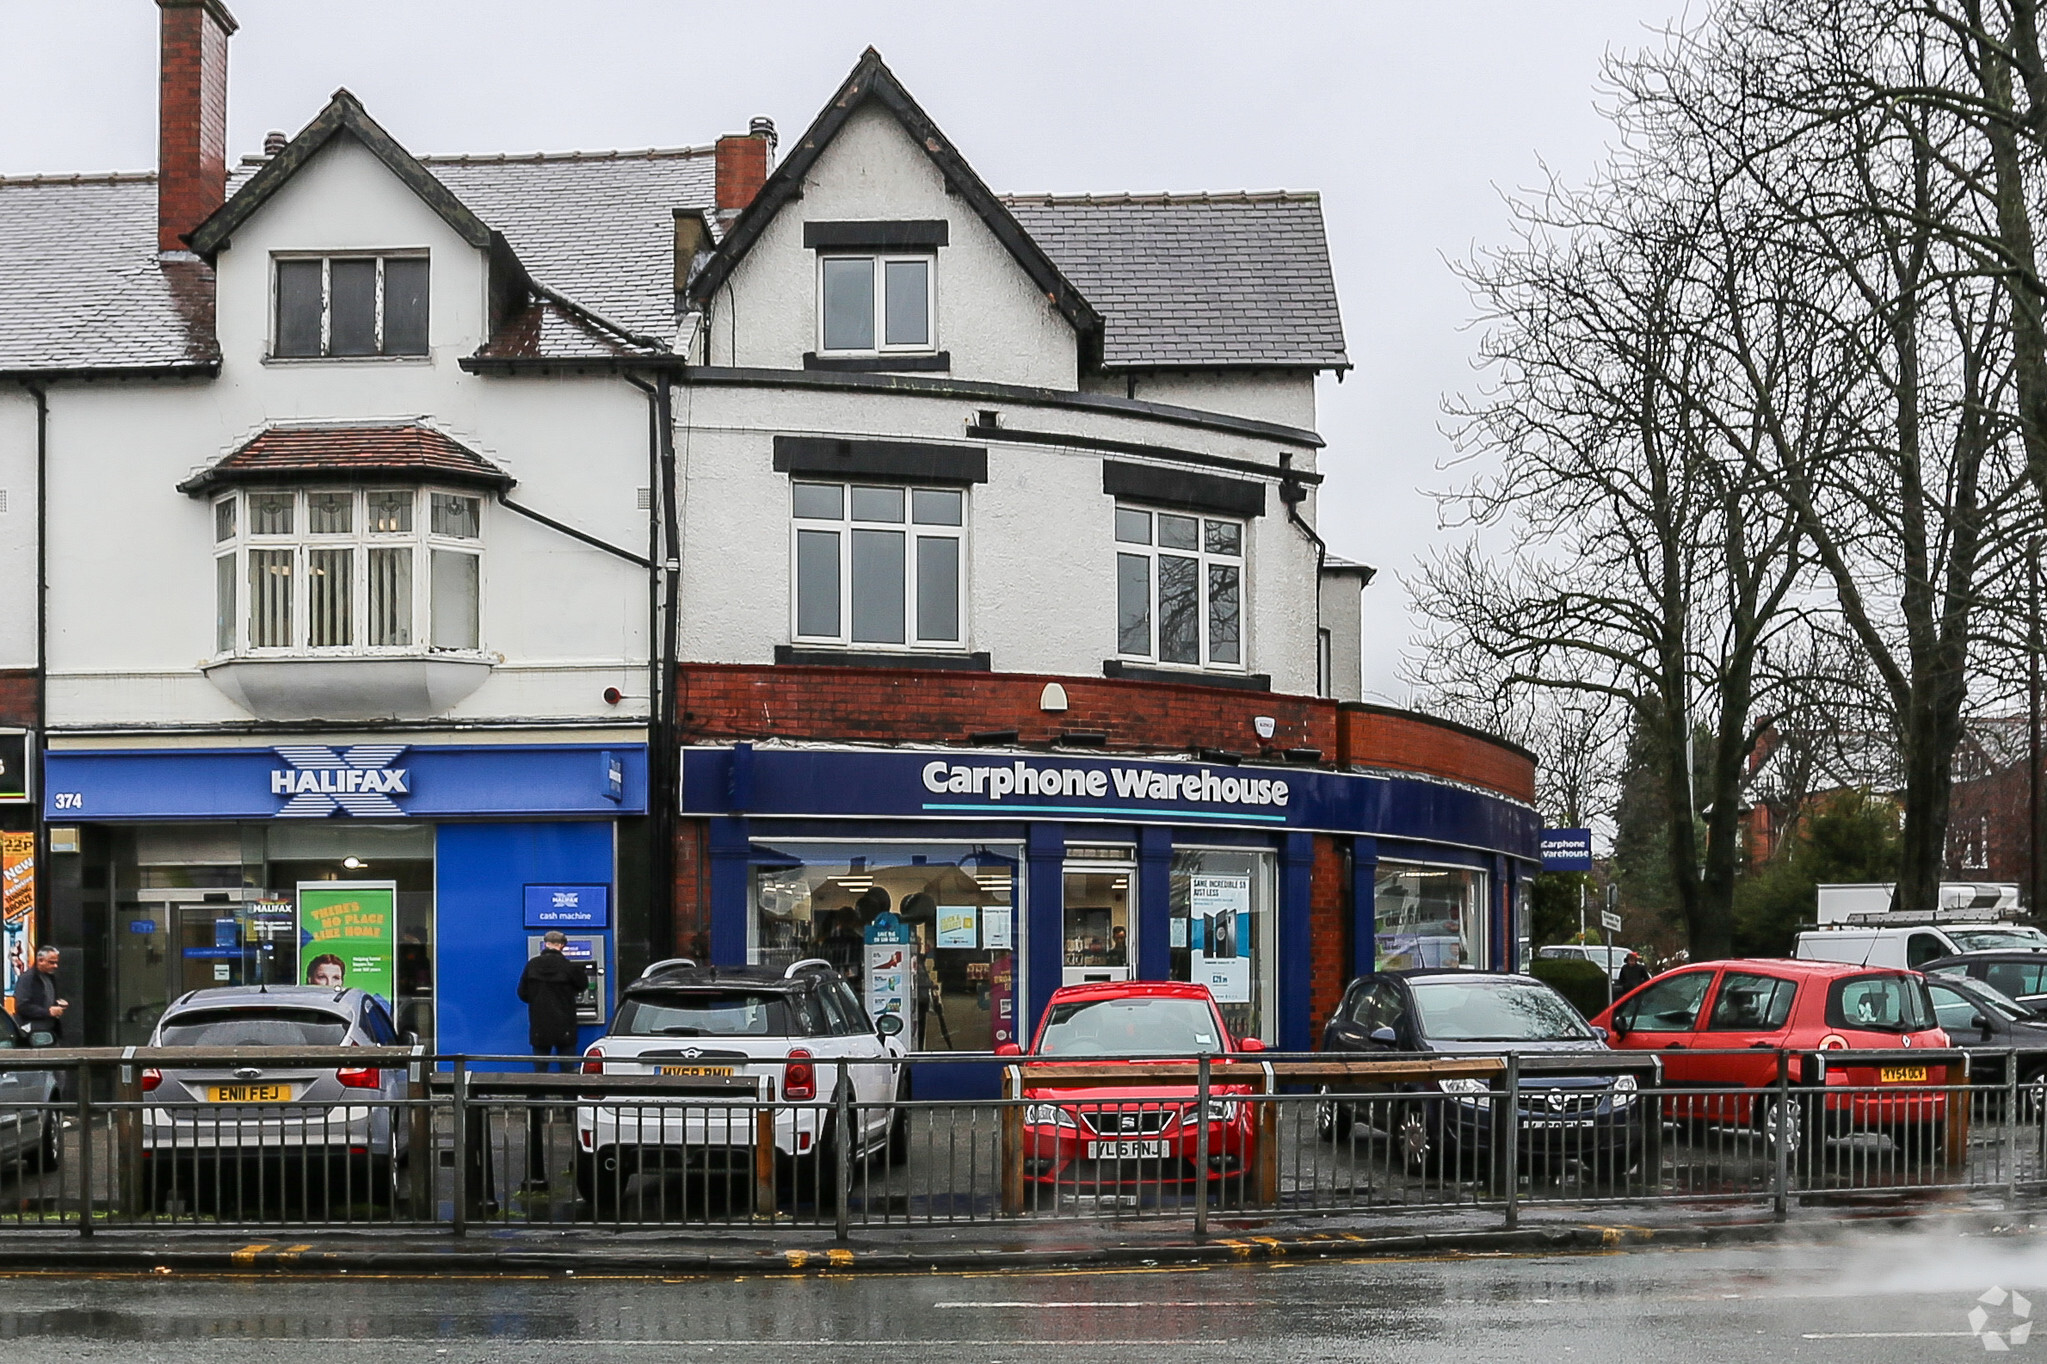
1062, 860, 1134, 986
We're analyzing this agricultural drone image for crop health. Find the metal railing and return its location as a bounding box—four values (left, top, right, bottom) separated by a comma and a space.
0, 1045, 2038, 1239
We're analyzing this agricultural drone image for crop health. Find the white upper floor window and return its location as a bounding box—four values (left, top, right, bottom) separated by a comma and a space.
791, 481, 964, 650
212, 486, 481, 657
818, 254, 934, 354
273, 253, 429, 359
1115, 505, 1244, 670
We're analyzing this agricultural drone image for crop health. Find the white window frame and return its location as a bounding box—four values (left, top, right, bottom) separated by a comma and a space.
815, 253, 938, 356
789, 481, 967, 652
1113, 503, 1247, 672
210, 486, 484, 659
269, 250, 431, 360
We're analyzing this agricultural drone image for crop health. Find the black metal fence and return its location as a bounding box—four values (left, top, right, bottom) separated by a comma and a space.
0, 1046, 2038, 1239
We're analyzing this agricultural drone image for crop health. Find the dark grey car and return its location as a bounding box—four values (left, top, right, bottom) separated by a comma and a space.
0, 1007, 59, 1177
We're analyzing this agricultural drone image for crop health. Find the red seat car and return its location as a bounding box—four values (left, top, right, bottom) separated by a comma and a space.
996, 981, 1263, 1194
1589, 958, 1949, 1148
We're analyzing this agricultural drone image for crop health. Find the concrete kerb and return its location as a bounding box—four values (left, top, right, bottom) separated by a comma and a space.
2, 1206, 2028, 1278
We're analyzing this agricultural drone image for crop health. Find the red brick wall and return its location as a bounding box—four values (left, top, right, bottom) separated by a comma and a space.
1339, 704, 1536, 804
1308, 835, 1348, 1041
714, 134, 768, 211
679, 663, 1339, 760
158, 0, 231, 252
673, 818, 711, 960
0, 671, 37, 730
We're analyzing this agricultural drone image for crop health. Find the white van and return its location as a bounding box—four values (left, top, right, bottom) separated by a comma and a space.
1794, 925, 1964, 971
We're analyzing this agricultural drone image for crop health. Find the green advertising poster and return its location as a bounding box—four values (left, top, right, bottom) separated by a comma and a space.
297, 881, 397, 1003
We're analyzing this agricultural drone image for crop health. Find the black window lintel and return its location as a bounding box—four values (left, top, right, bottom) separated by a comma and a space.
774, 435, 987, 485
804, 220, 950, 250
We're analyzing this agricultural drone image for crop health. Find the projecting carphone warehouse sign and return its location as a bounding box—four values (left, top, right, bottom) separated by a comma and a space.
682, 745, 1543, 856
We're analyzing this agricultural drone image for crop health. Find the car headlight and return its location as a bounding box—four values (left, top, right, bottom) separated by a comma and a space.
1610, 1074, 1638, 1105
1196, 1099, 1239, 1122
1023, 1103, 1079, 1128
1438, 1077, 1491, 1095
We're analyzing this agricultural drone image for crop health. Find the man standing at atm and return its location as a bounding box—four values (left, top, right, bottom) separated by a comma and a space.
518, 930, 588, 1071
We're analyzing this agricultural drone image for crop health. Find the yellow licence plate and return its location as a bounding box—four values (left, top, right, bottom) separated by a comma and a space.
1878, 1066, 1929, 1084
207, 1084, 292, 1103
658, 1065, 735, 1077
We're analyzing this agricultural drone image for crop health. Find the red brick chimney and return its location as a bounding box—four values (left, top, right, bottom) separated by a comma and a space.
714, 117, 776, 213
157, 0, 237, 253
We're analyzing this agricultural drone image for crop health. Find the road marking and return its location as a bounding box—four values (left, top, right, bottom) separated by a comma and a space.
227, 1243, 271, 1264
1802, 1332, 1977, 1339
936, 1302, 1264, 1309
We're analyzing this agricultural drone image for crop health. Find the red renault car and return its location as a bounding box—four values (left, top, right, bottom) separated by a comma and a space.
997, 981, 1263, 1194
1589, 958, 1949, 1147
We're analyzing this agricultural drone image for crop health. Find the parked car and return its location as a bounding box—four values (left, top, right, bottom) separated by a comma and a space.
1317, 970, 1644, 1175
1795, 925, 1967, 970
1920, 949, 2047, 1012
1590, 959, 1948, 1151
575, 958, 906, 1211
996, 981, 1263, 1196
0, 1006, 59, 1178
1534, 944, 1635, 983
140, 985, 413, 1206
1921, 973, 2047, 1095
1942, 925, 2047, 954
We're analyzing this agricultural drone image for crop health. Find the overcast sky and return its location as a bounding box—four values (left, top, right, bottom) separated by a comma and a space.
5, 1, 1686, 702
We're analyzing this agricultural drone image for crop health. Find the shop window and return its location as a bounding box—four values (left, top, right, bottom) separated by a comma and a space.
273, 253, 430, 359
1168, 847, 1277, 1043
1114, 505, 1244, 669
790, 482, 965, 650
211, 487, 483, 658
1374, 862, 1486, 971
748, 841, 1021, 1051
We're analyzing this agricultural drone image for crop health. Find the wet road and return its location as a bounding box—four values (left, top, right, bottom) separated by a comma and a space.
0, 1227, 2040, 1361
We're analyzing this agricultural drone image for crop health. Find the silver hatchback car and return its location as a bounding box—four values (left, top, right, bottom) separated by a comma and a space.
142, 985, 413, 1207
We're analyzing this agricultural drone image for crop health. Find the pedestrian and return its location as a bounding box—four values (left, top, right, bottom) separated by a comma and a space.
517, 931, 588, 1071
13, 944, 65, 1045
1616, 951, 1651, 995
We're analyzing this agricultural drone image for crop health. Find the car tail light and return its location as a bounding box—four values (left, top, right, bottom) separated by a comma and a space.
338, 1065, 380, 1090
784, 1047, 815, 1101
581, 1047, 605, 1076
140, 1068, 162, 1093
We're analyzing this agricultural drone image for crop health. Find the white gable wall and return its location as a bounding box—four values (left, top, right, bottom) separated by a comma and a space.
706, 106, 1079, 390
0, 388, 36, 671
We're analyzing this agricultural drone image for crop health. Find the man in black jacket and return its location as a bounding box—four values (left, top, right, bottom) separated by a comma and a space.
13, 945, 65, 1043
518, 932, 587, 1071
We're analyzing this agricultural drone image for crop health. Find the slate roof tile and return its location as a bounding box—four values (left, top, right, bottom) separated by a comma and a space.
176, 422, 512, 494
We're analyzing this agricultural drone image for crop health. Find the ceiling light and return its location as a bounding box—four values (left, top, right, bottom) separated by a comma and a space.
342, 856, 366, 870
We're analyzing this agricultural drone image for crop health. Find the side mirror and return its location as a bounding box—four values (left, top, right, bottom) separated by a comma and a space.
1609, 1014, 1631, 1039
1369, 1026, 1398, 1046
1238, 1037, 1267, 1053
1592, 1026, 1610, 1043
994, 1042, 1023, 1058
875, 1014, 905, 1038
27, 1032, 53, 1049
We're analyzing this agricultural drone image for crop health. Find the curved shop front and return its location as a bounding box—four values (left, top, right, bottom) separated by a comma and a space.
41, 742, 648, 1059
678, 744, 1540, 1096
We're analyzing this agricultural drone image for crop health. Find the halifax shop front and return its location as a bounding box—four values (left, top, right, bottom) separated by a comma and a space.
40, 742, 649, 1062
680, 744, 1541, 1098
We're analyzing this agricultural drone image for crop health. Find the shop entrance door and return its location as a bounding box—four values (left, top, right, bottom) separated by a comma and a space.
1062, 856, 1135, 986
110, 888, 273, 1045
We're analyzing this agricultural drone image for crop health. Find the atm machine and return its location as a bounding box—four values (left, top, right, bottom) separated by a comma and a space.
522, 884, 611, 1029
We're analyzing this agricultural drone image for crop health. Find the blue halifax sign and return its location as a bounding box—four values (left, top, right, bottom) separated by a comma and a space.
523, 884, 610, 929
1540, 827, 1594, 871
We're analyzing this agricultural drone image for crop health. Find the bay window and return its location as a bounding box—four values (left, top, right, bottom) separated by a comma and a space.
1115, 505, 1244, 669
792, 481, 965, 650
211, 487, 482, 657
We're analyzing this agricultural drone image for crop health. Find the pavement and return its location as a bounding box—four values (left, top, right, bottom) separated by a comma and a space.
4, 1221, 2045, 1362
0, 1195, 2032, 1276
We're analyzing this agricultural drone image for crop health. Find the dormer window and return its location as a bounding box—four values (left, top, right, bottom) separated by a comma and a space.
273, 253, 430, 359
819, 254, 934, 354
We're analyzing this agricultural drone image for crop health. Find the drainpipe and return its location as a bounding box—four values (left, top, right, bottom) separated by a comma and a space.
623, 372, 676, 966
24, 382, 47, 947
1279, 453, 1328, 698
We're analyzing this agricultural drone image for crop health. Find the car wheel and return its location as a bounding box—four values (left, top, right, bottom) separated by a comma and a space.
27, 1113, 59, 1173
1392, 1102, 1441, 1175
577, 1148, 620, 1219
1756, 1094, 1807, 1159
1314, 1087, 1354, 1143
2018, 1064, 2047, 1126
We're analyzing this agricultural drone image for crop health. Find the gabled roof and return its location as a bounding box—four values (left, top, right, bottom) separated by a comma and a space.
0, 173, 219, 376
176, 422, 514, 495
188, 90, 502, 261
686, 49, 1101, 342
1003, 193, 1349, 371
